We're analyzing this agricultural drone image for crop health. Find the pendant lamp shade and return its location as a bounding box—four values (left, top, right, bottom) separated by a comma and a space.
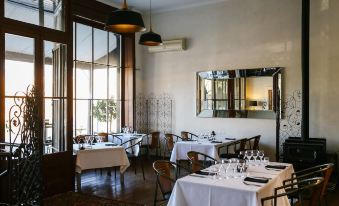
105, 0, 145, 33
139, 31, 162, 46
139, 0, 162, 46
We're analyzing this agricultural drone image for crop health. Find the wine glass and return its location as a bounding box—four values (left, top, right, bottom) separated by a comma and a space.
252, 150, 258, 165
248, 150, 254, 164
258, 150, 265, 164
238, 159, 246, 178
84, 136, 90, 144
238, 151, 245, 160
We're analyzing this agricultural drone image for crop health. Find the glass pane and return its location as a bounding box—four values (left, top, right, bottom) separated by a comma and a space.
5, 0, 65, 31
109, 67, 119, 99
109, 33, 119, 66
5, 33, 34, 96
92, 100, 107, 134
76, 24, 92, 62
44, 41, 67, 97
75, 100, 91, 136
93, 64, 107, 99
94, 29, 107, 65
75, 61, 91, 99
44, 0, 65, 31
44, 98, 67, 154
109, 100, 120, 133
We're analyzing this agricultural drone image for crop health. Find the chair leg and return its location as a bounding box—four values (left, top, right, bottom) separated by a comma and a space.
134, 157, 137, 175
114, 167, 117, 180
154, 179, 158, 206
140, 158, 145, 180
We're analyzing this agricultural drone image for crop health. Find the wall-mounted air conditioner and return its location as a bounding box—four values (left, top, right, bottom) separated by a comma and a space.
148, 39, 186, 53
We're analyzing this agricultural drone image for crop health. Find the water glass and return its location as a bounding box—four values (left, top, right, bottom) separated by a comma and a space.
252, 150, 258, 165
258, 150, 265, 163
238, 151, 245, 160
263, 157, 270, 165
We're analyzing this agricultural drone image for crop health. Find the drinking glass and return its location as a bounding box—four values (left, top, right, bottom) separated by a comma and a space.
238, 159, 246, 178
252, 150, 258, 165
258, 150, 265, 164
244, 150, 250, 162
248, 150, 254, 164
263, 157, 270, 165
238, 151, 245, 160
84, 136, 90, 144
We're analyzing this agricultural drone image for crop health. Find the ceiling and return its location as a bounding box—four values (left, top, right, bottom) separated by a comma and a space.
97, 0, 228, 13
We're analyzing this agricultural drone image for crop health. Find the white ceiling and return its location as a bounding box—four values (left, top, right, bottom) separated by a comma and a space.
97, 0, 228, 13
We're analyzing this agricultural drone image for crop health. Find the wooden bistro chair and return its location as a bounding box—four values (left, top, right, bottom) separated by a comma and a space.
180, 131, 198, 141
96, 132, 108, 142
153, 160, 189, 206
187, 151, 217, 173
247, 135, 261, 150
283, 163, 334, 206
73, 135, 85, 144
164, 133, 183, 159
218, 138, 247, 159
261, 177, 324, 206
121, 137, 145, 180
142, 132, 161, 158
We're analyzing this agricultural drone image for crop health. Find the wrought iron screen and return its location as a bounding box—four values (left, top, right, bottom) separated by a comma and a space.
5, 86, 43, 205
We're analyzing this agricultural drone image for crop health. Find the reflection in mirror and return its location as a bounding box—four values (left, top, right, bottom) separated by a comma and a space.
196, 68, 282, 119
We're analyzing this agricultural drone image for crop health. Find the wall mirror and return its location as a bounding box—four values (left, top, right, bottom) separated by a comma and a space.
196, 67, 282, 119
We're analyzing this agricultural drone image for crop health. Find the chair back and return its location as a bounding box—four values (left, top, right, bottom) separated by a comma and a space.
121, 137, 143, 156
248, 135, 261, 150
181, 131, 198, 141
96, 132, 108, 142
289, 163, 334, 202
74, 135, 85, 144
187, 151, 217, 173
153, 160, 177, 198
181, 132, 189, 141
164, 134, 175, 152
228, 138, 247, 154
261, 177, 324, 206
149, 132, 160, 149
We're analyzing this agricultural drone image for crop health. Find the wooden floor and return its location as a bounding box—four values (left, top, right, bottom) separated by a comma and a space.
79, 156, 339, 206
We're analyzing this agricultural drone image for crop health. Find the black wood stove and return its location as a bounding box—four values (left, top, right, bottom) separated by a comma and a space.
282, 0, 327, 170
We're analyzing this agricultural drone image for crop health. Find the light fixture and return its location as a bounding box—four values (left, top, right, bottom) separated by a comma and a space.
105, 0, 146, 33
139, 0, 162, 46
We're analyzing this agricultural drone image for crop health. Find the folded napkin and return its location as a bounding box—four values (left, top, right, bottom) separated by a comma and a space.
211, 140, 222, 143
105, 143, 117, 146
244, 177, 269, 184
225, 138, 236, 140
195, 170, 216, 176
265, 165, 287, 170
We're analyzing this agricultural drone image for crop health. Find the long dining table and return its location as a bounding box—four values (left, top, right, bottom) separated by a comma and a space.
73, 142, 130, 190
168, 162, 294, 206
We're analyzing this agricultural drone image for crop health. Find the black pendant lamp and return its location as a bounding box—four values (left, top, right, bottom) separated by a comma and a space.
139, 0, 162, 46
105, 0, 146, 33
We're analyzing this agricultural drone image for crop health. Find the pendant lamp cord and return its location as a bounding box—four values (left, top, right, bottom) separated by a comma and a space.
149, 0, 153, 31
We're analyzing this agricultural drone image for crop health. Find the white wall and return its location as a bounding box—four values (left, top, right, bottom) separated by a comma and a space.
136, 0, 339, 159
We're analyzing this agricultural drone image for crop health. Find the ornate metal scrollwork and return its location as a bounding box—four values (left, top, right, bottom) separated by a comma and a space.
279, 90, 302, 160
135, 93, 173, 134
7, 85, 43, 205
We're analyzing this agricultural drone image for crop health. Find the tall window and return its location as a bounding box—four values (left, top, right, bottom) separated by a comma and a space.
73, 22, 120, 136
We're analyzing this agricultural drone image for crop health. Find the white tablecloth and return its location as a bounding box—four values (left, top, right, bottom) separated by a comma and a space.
169, 140, 235, 162
73, 143, 130, 174
168, 163, 294, 206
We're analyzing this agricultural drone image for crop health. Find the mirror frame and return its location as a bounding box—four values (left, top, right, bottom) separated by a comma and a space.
196, 67, 282, 119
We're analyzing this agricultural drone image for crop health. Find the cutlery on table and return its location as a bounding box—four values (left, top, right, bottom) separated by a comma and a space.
243, 181, 262, 187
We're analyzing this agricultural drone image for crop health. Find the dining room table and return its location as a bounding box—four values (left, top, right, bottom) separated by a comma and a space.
73, 142, 130, 191
167, 161, 294, 206
169, 137, 238, 162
